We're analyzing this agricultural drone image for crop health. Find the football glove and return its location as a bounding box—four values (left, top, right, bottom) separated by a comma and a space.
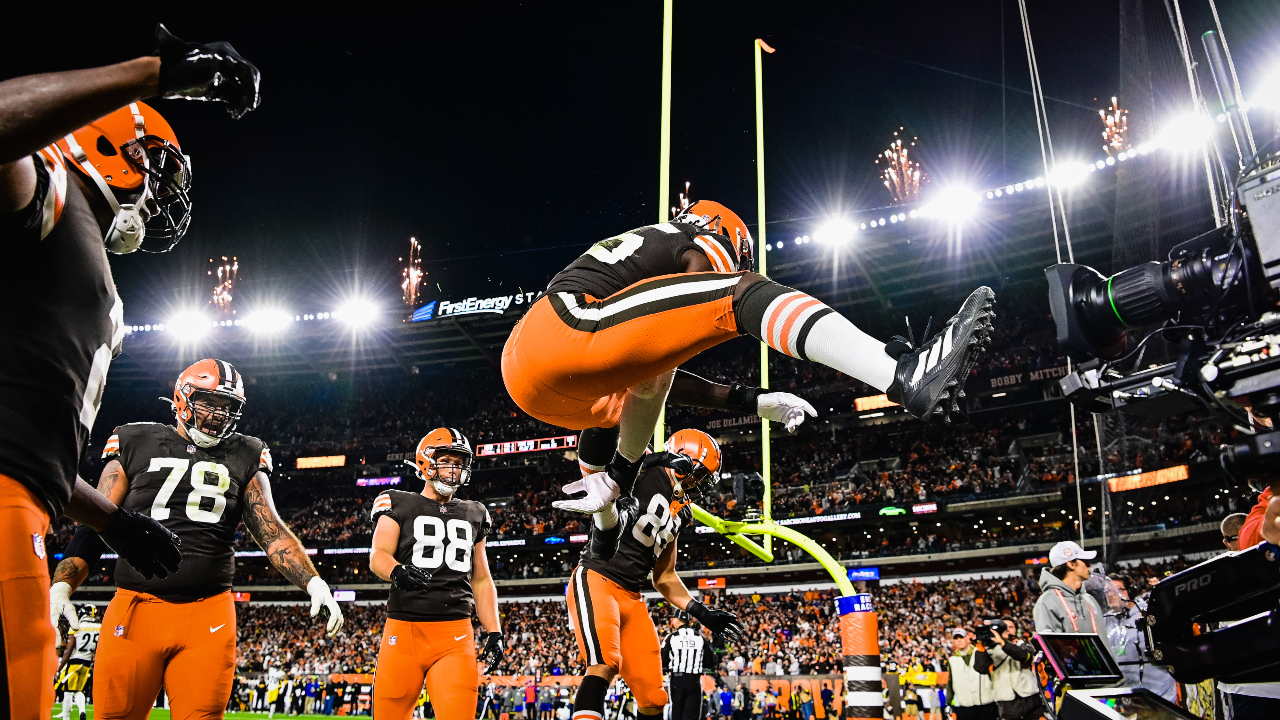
480, 632, 505, 674
98, 508, 183, 580
552, 471, 621, 514
686, 600, 744, 645
307, 576, 344, 637
155, 24, 261, 119
756, 392, 817, 433
50, 582, 78, 649
641, 451, 695, 475
390, 563, 433, 591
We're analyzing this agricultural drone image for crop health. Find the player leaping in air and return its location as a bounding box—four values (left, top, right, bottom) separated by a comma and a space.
369, 428, 505, 720
502, 199, 995, 543
564, 429, 745, 720
48, 359, 344, 720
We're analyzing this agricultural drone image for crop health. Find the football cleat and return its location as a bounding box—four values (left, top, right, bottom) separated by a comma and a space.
886, 286, 995, 424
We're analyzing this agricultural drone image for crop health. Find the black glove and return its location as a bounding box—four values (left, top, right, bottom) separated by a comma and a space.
98, 508, 182, 580
390, 563, 433, 591
641, 451, 695, 476
155, 24, 261, 119
686, 600, 744, 644
480, 632, 505, 674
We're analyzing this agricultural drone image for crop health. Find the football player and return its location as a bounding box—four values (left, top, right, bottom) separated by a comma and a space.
502, 201, 994, 523
47, 359, 344, 720
55, 605, 101, 720
562, 428, 744, 720
0, 24, 258, 717
369, 428, 504, 720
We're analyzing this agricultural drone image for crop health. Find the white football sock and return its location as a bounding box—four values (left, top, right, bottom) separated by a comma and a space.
594, 503, 620, 530
801, 313, 897, 391
617, 370, 675, 461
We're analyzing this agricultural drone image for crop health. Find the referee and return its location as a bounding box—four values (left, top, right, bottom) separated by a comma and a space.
662, 610, 717, 720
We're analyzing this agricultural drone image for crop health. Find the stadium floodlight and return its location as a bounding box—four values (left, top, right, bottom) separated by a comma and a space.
814, 219, 856, 245
335, 299, 379, 328
1049, 162, 1091, 188
1155, 112, 1215, 153
1247, 70, 1280, 110
243, 309, 294, 334
167, 310, 209, 341
922, 187, 981, 222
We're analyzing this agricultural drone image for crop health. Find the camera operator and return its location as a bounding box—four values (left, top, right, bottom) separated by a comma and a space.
1033, 542, 1106, 636
1221, 513, 1247, 551
1238, 472, 1280, 548
1104, 575, 1175, 702
973, 620, 1041, 720
945, 627, 998, 720
1216, 504, 1280, 717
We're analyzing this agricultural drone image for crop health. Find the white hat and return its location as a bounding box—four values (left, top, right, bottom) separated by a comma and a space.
1049, 540, 1097, 568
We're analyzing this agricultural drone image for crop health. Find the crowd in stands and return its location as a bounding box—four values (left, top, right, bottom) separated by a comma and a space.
225, 557, 1200, 678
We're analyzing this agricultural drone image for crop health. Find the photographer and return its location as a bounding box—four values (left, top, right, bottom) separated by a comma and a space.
946, 628, 998, 720
973, 620, 1041, 720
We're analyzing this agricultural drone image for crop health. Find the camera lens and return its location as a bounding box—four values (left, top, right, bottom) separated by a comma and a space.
1046, 226, 1257, 360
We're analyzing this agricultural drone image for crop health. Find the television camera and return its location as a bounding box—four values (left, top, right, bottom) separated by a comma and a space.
1046, 33, 1280, 450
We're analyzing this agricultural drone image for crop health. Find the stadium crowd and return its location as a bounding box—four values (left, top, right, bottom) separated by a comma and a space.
225, 558, 1198, 679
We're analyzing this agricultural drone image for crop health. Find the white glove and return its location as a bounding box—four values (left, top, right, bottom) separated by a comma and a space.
757, 392, 817, 433
552, 471, 621, 514
307, 576, 344, 637
50, 581, 78, 648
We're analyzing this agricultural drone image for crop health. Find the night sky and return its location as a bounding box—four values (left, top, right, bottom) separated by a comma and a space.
5, 1, 1277, 323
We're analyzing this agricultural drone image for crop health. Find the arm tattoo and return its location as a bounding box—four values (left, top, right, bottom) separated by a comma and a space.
97, 460, 125, 501
242, 478, 283, 547
243, 474, 319, 590
52, 558, 88, 588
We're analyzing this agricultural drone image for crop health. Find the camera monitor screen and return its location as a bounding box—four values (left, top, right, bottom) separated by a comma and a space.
1061, 688, 1197, 720
1035, 632, 1123, 687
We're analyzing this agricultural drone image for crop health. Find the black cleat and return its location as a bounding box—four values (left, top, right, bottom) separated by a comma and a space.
590, 496, 638, 561
886, 286, 995, 423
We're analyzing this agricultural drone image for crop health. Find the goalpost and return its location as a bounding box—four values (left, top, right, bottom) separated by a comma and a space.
650, 9, 881, 717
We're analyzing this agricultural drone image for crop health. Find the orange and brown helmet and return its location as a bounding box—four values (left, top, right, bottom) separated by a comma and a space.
663, 428, 723, 500
55, 101, 192, 253
173, 359, 246, 447
411, 428, 474, 490
675, 200, 754, 273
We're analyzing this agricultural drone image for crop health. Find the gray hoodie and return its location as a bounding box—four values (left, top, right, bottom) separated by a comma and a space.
1033, 568, 1107, 636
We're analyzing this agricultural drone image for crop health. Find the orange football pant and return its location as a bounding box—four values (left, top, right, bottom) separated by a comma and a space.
0, 473, 55, 720
566, 567, 666, 708
374, 617, 478, 720
502, 273, 743, 430
93, 589, 236, 720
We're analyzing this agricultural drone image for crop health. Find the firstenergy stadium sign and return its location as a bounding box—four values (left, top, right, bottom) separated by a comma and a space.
412, 291, 539, 321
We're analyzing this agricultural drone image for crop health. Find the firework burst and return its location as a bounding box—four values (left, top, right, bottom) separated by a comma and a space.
671, 181, 692, 218
876, 128, 924, 203
1100, 97, 1130, 155
401, 237, 425, 306
209, 256, 237, 312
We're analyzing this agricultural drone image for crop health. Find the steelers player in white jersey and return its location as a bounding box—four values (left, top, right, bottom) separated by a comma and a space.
369, 428, 505, 719
56, 605, 101, 720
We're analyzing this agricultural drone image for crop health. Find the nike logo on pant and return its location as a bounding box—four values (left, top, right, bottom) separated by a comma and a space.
454, 634, 468, 641
210, 624, 226, 633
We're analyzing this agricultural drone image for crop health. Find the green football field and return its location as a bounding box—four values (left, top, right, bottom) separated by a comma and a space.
53, 707, 344, 720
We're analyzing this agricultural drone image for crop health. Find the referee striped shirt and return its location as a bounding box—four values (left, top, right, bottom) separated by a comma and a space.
662, 627, 713, 674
